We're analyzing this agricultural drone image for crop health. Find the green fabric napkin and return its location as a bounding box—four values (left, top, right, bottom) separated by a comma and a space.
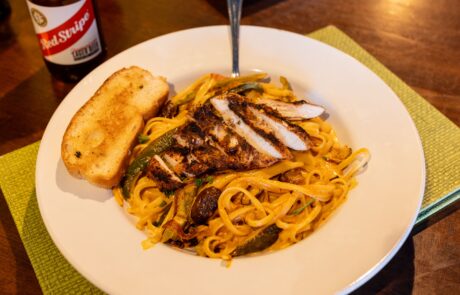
0, 25, 459, 294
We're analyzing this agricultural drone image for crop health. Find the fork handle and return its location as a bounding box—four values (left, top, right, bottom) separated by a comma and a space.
227, 0, 243, 77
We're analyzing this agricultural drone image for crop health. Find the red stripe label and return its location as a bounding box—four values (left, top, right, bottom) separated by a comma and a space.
36, 0, 95, 56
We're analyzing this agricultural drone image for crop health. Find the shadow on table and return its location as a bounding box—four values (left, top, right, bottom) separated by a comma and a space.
0, 190, 41, 292
207, 0, 285, 17
352, 237, 415, 295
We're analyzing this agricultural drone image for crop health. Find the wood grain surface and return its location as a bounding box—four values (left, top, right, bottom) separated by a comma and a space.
0, 0, 459, 294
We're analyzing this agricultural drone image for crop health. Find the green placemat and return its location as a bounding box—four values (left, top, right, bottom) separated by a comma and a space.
0, 26, 459, 293
0, 143, 101, 293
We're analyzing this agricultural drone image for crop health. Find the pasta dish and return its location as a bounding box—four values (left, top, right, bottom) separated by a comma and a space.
113, 73, 370, 261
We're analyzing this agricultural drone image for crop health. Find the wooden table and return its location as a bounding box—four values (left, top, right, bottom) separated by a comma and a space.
1, 0, 459, 293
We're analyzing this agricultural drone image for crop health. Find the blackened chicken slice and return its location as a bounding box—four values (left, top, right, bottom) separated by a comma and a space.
210, 97, 288, 160
256, 98, 325, 120
225, 94, 306, 153
162, 123, 207, 178
247, 105, 310, 151
163, 122, 236, 177
193, 103, 279, 170
162, 148, 195, 178
172, 122, 206, 149
165, 144, 234, 177
191, 144, 236, 173
147, 155, 183, 191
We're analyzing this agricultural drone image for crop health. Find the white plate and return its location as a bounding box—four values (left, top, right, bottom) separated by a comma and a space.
36, 26, 425, 295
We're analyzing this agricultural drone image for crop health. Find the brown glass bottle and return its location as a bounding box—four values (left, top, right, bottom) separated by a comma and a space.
27, 0, 106, 82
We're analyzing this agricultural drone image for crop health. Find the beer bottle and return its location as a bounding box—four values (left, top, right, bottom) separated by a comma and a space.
26, 0, 106, 82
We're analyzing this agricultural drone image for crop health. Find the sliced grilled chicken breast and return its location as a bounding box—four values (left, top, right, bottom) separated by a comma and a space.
193, 103, 278, 169
211, 97, 285, 159
257, 98, 325, 120
226, 94, 309, 152
147, 155, 183, 191
145, 93, 324, 191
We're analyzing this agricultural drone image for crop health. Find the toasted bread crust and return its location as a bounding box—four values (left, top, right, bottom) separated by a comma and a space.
61, 66, 169, 188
